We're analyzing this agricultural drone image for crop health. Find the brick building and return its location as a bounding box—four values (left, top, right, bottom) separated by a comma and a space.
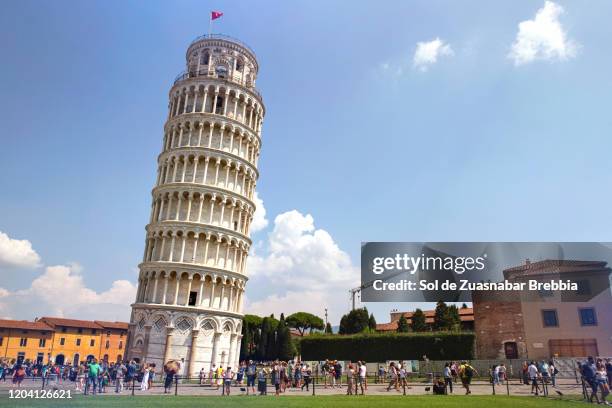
376, 307, 474, 332
473, 259, 612, 359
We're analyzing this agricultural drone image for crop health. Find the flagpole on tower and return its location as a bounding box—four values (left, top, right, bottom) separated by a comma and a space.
209, 11, 223, 37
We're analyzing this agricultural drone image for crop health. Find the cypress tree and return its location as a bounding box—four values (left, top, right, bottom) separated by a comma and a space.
433, 301, 449, 330
277, 313, 294, 360
411, 308, 427, 332
396, 315, 410, 332
368, 313, 377, 331
257, 317, 270, 361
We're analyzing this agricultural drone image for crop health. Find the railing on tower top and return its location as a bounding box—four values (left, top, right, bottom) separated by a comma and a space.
189, 34, 257, 58
173, 69, 263, 101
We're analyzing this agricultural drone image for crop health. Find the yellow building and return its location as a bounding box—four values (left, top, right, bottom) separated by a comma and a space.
0, 317, 128, 365
0, 320, 54, 364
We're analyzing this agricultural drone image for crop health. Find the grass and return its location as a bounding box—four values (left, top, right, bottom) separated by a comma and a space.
0, 395, 583, 408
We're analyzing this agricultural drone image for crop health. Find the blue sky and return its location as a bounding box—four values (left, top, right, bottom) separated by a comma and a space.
1, 1, 611, 323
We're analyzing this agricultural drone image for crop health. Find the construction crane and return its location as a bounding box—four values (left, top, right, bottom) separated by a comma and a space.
349, 269, 407, 310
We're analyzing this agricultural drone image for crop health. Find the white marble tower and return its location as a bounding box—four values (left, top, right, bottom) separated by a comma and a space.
127, 34, 264, 376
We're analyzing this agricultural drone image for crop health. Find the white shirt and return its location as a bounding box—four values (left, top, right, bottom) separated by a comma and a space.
528, 364, 538, 379
359, 365, 366, 377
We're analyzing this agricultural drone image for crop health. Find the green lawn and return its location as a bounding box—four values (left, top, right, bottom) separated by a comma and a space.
0, 395, 581, 408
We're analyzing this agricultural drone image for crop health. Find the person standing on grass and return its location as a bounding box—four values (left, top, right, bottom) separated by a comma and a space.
216, 364, 224, 389
302, 364, 312, 392
540, 360, 550, 385
199, 367, 205, 385
346, 364, 355, 395
386, 362, 399, 392
222, 366, 233, 396
140, 364, 150, 391
209, 364, 215, 387
237, 361, 245, 386
459, 360, 477, 395
528, 361, 541, 395
257, 365, 268, 395
444, 362, 453, 394
548, 361, 557, 387
272, 362, 281, 396
246, 360, 257, 394
498, 363, 507, 385
114, 361, 126, 393
85, 358, 100, 396
358, 361, 367, 395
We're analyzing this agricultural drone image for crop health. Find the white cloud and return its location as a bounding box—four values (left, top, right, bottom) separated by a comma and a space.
245, 210, 359, 322
0, 231, 41, 268
250, 192, 268, 233
413, 38, 454, 71
509, 1, 578, 66
0, 263, 136, 321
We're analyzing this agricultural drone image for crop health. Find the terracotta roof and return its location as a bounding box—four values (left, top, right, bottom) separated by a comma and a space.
504, 260, 611, 279
94, 321, 129, 330
0, 319, 53, 331
376, 322, 400, 331
38, 317, 103, 330
390, 308, 474, 321
378, 307, 474, 332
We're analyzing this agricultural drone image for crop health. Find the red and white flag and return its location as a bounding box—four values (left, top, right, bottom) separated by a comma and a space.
211, 11, 223, 20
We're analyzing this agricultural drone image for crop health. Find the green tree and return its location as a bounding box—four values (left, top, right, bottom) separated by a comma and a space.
461, 303, 469, 309
276, 313, 295, 360
338, 308, 370, 334
325, 322, 333, 334
396, 315, 410, 333
338, 315, 348, 335
410, 308, 427, 332
286, 312, 324, 336
265, 314, 278, 360
257, 316, 271, 360
240, 314, 262, 360
433, 301, 450, 330
446, 305, 462, 331
368, 313, 377, 331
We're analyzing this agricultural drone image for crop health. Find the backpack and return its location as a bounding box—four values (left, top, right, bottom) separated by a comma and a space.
464, 365, 474, 378
581, 363, 595, 380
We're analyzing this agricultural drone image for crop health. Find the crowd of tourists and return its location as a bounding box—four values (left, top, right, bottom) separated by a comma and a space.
1, 356, 610, 401
0, 358, 156, 395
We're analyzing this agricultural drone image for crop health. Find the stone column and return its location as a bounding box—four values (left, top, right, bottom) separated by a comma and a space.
202, 158, 210, 183
197, 196, 204, 222
197, 123, 204, 146
201, 90, 208, 113
162, 327, 175, 364
173, 274, 180, 305
188, 329, 200, 377
191, 236, 199, 263
192, 159, 199, 183
227, 333, 237, 369
161, 275, 168, 304
159, 236, 166, 261
210, 332, 221, 368
152, 275, 159, 303
233, 334, 243, 369
198, 279, 205, 306
184, 276, 193, 306
142, 325, 152, 362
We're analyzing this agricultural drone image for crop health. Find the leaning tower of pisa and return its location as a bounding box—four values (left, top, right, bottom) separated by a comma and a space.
127, 34, 264, 376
